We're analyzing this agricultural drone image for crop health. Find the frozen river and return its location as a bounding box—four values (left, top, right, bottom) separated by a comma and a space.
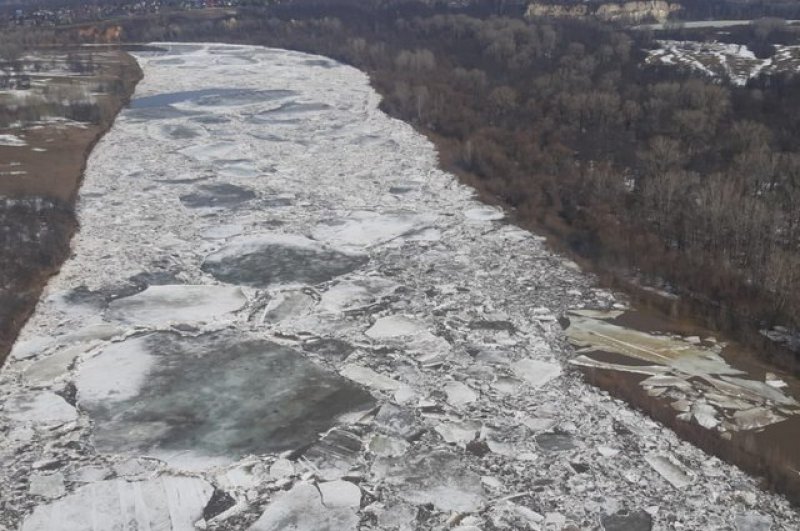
1, 44, 798, 530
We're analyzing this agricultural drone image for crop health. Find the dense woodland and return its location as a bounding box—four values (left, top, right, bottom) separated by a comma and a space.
118, 3, 800, 340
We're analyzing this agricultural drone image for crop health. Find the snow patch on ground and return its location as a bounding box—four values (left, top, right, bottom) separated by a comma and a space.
0, 133, 27, 146
647, 41, 800, 85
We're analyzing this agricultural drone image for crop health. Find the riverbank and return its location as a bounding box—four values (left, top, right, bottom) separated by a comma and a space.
0, 47, 142, 365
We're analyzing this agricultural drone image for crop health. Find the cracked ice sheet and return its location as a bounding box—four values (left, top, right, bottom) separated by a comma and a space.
565, 312, 800, 432
2, 43, 799, 530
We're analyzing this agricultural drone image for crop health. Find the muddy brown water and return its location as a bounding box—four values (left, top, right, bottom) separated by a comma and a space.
0, 49, 142, 366
577, 305, 800, 505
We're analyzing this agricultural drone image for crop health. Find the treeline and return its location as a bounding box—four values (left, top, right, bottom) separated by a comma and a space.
678, 0, 800, 21
118, 3, 800, 338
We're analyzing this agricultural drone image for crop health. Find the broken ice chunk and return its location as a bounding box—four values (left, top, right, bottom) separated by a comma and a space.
510, 359, 562, 388
491, 377, 523, 394
464, 206, 504, 221
341, 364, 402, 392
535, 432, 576, 453
107, 284, 247, 325
569, 355, 668, 376
311, 211, 436, 248
601, 509, 653, 531
765, 373, 788, 389
369, 434, 409, 457
4, 392, 77, 426
692, 401, 720, 430
303, 428, 363, 481
645, 454, 691, 489
318, 480, 362, 508
365, 315, 426, 339
568, 309, 625, 320
21, 476, 213, 531
202, 223, 244, 240
29, 473, 66, 499
597, 445, 620, 458
435, 420, 481, 445
734, 511, 772, 531
23, 345, 86, 386
10, 336, 53, 360
732, 407, 787, 431
641, 374, 693, 393
319, 278, 397, 314
444, 381, 478, 407
671, 400, 691, 413
261, 290, 315, 323
393, 386, 416, 404
520, 415, 557, 433
269, 459, 295, 480
372, 450, 484, 513
249, 481, 358, 531
716, 375, 798, 407
374, 404, 420, 439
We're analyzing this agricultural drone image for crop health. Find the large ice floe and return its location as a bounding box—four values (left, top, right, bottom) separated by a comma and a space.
1, 43, 799, 530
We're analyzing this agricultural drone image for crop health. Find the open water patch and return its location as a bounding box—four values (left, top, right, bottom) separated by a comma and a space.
130, 88, 249, 109
76, 331, 376, 467
202, 234, 368, 288
179, 183, 257, 209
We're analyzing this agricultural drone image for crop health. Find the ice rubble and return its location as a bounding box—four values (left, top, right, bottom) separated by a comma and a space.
1, 43, 799, 530
566, 311, 800, 433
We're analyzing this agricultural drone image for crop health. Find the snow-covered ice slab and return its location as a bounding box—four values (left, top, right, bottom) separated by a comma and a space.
249, 481, 358, 531
365, 315, 426, 339
106, 284, 247, 324
21, 476, 213, 531
2, 42, 799, 530
312, 210, 437, 248
3, 392, 77, 426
